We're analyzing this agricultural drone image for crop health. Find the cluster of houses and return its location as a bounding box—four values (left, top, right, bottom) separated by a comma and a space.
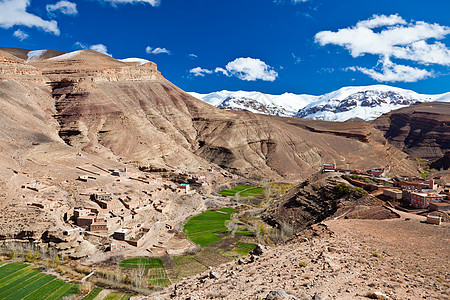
72, 192, 135, 233
321, 164, 449, 211
383, 179, 449, 210
322, 164, 385, 177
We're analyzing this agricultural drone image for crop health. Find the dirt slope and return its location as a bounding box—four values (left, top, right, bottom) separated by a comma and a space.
164, 219, 449, 300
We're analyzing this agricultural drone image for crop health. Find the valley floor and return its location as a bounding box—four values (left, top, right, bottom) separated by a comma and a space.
159, 218, 449, 300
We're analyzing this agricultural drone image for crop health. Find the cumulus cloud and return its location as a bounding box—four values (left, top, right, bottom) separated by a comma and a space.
13, 29, 29, 40
355, 58, 432, 82
74, 42, 112, 56
89, 44, 112, 56
0, 0, 60, 35
188, 53, 198, 59
214, 67, 229, 76
146, 46, 171, 55
225, 57, 278, 81
315, 14, 450, 82
190, 58, 278, 82
46, 1, 78, 16
189, 67, 213, 77
99, 0, 160, 6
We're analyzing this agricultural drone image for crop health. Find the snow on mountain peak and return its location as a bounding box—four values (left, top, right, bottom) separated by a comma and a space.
26, 50, 47, 62
118, 57, 151, 65
189, 85, 450, 122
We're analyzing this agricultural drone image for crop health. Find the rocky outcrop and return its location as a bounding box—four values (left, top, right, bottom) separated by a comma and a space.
373, 102, 450, 160
263, 173, 352, 232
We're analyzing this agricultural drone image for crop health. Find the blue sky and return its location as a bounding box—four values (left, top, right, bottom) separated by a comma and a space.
0, 0, 449, 95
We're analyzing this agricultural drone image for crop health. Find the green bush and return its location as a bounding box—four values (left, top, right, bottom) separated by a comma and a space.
334, 183, 350, 195
298, 261, 308, 267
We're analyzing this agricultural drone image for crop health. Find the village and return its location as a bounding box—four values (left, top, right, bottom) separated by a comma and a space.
322, 163, 449, 224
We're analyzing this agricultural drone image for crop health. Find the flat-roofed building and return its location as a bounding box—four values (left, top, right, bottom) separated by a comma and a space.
429, 202, 450, 212
76, 215, 95, 227
90, 218, 108, 232
410, 192, 444, 209
113, 228, 131, 241
383, 189, 402, 200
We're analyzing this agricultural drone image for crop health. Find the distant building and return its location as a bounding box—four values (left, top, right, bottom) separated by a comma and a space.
383, 189, 402, 200
177, 183, 190, 194
322, 164, 336, 173
113, 228, 131, 241
429, 202, 450, 212
90, 218, 108, 232
77, 215, 95, 227
370, 170, 384, 177
74, 208, 91, 219
92, 192, 112, 202
397, 179, 437, 190
112, 168, 127, 177
426, 215, 442, 225
410, 192, 444, 209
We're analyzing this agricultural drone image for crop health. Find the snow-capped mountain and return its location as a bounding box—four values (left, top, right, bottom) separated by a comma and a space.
189, 85, 450, 122
189, 90, 315, 117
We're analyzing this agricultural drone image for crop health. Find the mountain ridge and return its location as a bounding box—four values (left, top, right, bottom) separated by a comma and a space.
189, 85, 450, 122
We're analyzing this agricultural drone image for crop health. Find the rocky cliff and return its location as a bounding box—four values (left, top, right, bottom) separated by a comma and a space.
372, 102, 450, 160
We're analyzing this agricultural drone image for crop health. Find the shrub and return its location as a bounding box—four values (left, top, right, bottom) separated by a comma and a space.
372, 252, 382, 258
334, 183, 350, 195
298, 261, 308, 267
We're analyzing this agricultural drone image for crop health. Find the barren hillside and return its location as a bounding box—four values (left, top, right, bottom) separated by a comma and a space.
0, 48, 419, 182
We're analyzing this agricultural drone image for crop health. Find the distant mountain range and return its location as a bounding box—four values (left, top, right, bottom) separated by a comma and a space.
189, 85, 450, 122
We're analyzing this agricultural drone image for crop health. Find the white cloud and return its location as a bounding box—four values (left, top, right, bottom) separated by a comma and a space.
188, 53, 198, 59
214, 67, 229, 76
89, 44, 112, 56
356, 58, 432, 82
0, 0, 60, 35
190, 67, 213, 77
356, 14, 406, 29
145, 46, 171, 55
46, 1, 78, 16
13, 29, 28, 40
190, 58, 278, 82
224, 57, 278, 81
100, 0, 160, 6
315, 14, 450, 82
74, 42, 112, 56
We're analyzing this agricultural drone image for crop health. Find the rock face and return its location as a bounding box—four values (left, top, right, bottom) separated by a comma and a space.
373, 102, 450, 160
263, 173, 352, 232
0, 47, 419, 181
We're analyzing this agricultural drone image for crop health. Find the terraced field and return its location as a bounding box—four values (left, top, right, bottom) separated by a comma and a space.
218, 185, 265, 199
119, 257, 164, 269
183, 209, 237, 247
148, 268, 171, 287
0, 262, 78, 299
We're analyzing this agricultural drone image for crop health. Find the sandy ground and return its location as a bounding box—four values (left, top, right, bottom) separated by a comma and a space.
157, 218, 449, 300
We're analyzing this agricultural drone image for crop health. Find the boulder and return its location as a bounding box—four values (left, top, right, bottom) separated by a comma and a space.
265, 289, 299, 300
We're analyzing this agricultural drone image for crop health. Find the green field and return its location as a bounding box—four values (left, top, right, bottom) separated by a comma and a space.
119, 257, 164, 269
218, 185, 253, 196
172, 256, 207, 278
148, 268, 171, 287
183, 209, 237, 247
0, 262, 78, 299
82, 287, 102, 300
104, 292, 130, 300
218, 185, 264, 198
